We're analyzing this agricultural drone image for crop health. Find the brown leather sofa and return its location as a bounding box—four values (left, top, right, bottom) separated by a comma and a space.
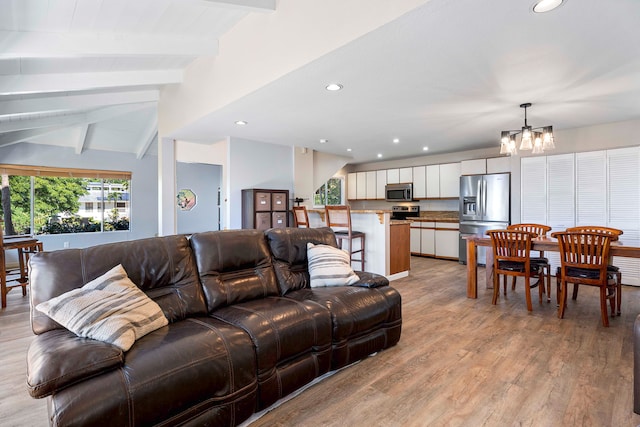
26, 227, 402, 426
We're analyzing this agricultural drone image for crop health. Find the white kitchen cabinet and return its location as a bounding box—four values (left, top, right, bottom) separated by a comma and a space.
410, 223, 422, 254
487, 156, 511, 174
426, 165, 440, 198
435, 222, 459, 259
356, 171, 367, 200
421, 227, 435, 256
439, 162, 461, 198
366, 171, 376, 199
376, 170, 387, 199
460, 159, 486, 175
547, 153, 575, 232
347, 173, 357, 200
412, 166, 426, 198
576, 151, 606, 225
387, 169, 400, 184
521, 156, 547, 224
399, 167, 413, 183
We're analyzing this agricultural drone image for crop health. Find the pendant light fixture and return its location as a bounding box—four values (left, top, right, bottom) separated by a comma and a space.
500, 103, 555, 156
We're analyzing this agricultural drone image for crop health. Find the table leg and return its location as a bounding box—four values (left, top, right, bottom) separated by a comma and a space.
485, 250, 494, 289
466, 240, 477, 298
1, 247, 6, 308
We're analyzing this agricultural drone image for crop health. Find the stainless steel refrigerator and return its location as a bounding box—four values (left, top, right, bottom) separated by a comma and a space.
458, 173, 510, 265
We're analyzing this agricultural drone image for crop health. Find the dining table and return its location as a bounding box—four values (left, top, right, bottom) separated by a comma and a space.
464, 234, 640, 299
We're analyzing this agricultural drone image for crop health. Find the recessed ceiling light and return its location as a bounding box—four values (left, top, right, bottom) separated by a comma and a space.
347, 148, 352, 152
235, 120, 247, 125
325, 83, 343, 91
377, 153, 383, 158
423, 146, 429, 151
393, 138, 400, 144
532, 0, 564, 13
320, 139, 328, 143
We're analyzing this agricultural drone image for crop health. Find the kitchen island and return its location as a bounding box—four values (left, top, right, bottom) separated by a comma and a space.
307, 209, 409, 280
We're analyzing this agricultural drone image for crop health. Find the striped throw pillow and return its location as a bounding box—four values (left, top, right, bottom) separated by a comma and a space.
307, 242, 360, 287
36, 264, 168, 352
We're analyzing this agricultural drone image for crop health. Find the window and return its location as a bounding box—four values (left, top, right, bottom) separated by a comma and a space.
314, 177, 343, 206
0, 165, 131, 235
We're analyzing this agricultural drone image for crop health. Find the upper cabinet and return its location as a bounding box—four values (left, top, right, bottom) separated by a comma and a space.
439, 162, 461, 198
487, 157, 511, 174
347, 173, 357, 200
366, 171, 377, 199
399, 167, 413, 183
426, 165, 440, 198
412, 166, 426, 198
356, 171, 367, 199
460, 159, 486, 175
387, 168, 400, 184
376, 170, 387, 199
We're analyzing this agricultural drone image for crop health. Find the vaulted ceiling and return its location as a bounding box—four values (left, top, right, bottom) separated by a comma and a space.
0, 0, 275, 158
2, 0, 640, 164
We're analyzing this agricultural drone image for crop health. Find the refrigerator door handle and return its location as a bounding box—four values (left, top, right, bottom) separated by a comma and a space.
482, 178, 488, 219
477, 178, 483, 217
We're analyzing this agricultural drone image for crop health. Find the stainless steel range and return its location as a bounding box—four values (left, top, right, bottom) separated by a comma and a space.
391, 205, 420, 220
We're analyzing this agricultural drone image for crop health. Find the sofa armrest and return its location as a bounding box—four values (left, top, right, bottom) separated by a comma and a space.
634, 314, 640, 414
27, 329, 124, 398
351, 271, 389, 288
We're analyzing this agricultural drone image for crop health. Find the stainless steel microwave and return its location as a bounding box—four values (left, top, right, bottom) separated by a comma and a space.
385, 183, 413, 202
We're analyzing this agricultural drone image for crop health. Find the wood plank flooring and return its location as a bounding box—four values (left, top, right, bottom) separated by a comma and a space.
2, 256, 640, 426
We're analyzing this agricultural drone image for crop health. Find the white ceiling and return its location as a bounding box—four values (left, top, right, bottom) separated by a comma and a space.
2, 0, 640, 164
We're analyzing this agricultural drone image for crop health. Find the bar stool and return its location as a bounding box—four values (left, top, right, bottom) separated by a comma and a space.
1, 220, 43, 307
325, 205, 365, 271
292, 206, 311, 228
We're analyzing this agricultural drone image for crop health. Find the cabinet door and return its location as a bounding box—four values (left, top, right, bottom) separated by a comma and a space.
255, 212, 271, 230
426, 165, 440, 198
576, 151, 606, 225
521, 156, 547, 224
460, 159, 486, 175
439, 162, 461, 198
376, 170, 387, 199
387, 169, 400, 184
412, 166, 426, 198
547, 153, 575, 231
347, 173, 357, 200
255, 192, 271, 211
399, 167, 412, 183
421, 228, 435, 256
410, 224, 422, 254
435, 229, 459, 259
356, 171, 367, 199
271, 192, 287, 211
366, 171, 376, 199
487, 157, 511, 173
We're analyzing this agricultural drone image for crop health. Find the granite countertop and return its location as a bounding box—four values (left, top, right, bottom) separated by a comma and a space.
412, 211, 459, 222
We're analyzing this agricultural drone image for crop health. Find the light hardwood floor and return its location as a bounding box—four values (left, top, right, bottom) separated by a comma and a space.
2, 256, 640, 426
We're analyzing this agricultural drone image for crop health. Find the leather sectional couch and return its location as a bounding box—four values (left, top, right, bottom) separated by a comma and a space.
26, 227, 402, 426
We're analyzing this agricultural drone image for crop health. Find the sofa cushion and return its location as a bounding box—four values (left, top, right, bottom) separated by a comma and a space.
45, 318, 258, 427
27, 329, 124, 398
211, 296, 332, 409
265, 227, 338, 294
35, 264, 168, 351
29, 235, 207, 334
307, 243, 359, 287
190, 230, 280, 311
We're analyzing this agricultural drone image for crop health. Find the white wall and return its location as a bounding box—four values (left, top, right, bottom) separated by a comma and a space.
0, 142, 158, 251
228, 137, 294, 229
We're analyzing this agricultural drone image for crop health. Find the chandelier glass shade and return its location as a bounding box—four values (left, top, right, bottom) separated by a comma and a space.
500, 103, 555, 156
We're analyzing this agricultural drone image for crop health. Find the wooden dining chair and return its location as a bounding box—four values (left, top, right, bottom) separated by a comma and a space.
292, 206, 311, 228
325, 205, 365, 271
486, 229, 542, 311
507, 223, 552, 302
552, 231, 616, 327
565, 226, 623, 315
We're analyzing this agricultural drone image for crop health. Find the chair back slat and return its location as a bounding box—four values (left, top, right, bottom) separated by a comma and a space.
292, 206, 310, 227
565, 226, 622, 241
553, 231, 611, 281
325, 206, 352, 230
508, 223, 551, 238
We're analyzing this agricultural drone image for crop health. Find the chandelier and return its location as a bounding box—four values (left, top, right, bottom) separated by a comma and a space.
500, 103, 555, 156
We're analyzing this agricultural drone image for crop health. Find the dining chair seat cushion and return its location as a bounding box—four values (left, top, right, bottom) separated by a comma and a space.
307, 243, 360, 287
497, 261, 526, 272
35, 264, 168, 351
530, 257, 549, 265
564, 266, 601, 280
607, 264, 620, 272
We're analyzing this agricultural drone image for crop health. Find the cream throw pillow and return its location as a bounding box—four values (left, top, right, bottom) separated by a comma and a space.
36, 264, 168, 351
307, 243, 360, 287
